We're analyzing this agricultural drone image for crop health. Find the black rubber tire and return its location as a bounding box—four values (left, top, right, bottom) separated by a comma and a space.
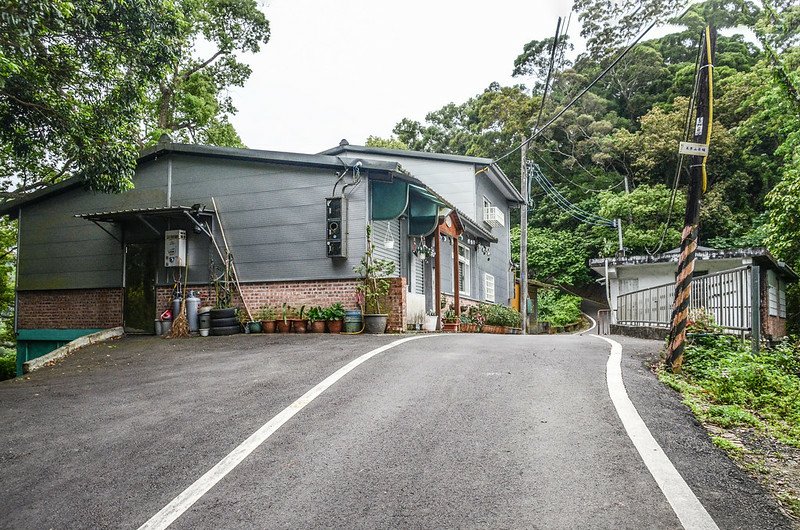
210, 308, 237, 319
209, 325, 240, 336
210, 317, 238, 327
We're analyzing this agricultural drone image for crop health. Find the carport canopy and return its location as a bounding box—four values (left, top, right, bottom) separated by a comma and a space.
75, 205, 215, 242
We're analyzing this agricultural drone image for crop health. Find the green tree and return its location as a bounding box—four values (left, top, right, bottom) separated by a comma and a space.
0, 0, 180, 197
144, 0, 270, 147
0, 219, 15, 341
511, 226, 591, 285
597, 184, 686, 255
365, 135, 408, 150
512, 35, 573, 92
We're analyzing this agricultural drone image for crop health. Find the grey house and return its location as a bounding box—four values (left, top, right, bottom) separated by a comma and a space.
322, 142, 524, 319
1, 138, 523, 374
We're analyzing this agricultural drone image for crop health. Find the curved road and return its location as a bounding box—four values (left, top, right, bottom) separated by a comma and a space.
0, 333, 791, 529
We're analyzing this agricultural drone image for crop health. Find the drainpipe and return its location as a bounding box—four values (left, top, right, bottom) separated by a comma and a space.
434, 225, 442, 330
166, 157, 173, 208
453, 234, 460, 322
13, 208, 21, 335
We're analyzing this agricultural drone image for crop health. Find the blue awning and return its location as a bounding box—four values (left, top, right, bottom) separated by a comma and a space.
370, 180, 409, 221
408, 186, 442, 236
370, 180, 447, 236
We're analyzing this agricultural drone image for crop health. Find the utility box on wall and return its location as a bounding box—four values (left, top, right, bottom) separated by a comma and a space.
326, 197, 347, 258
165, 229, 187, 267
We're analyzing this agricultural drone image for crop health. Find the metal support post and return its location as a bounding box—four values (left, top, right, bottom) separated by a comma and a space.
751, 265, 761, 354
520, 141, 529, 335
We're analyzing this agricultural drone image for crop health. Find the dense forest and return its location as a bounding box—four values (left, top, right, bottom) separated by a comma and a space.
367, 0, 799, 329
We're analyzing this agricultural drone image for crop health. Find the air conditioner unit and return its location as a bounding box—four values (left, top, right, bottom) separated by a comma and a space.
483, 206, 505, 227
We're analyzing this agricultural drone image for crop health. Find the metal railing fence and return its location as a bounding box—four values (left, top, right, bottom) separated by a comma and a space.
616, 266, 753, 332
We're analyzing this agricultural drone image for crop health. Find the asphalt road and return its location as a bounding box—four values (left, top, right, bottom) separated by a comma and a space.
0, 332, 792, 529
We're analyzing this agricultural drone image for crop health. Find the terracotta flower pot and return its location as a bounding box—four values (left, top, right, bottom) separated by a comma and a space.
310, 320, 326, 333
292, 319, 308, 333
442, 321, 459, 332
277, 320, 291, 333
261, 320, 276, 333
327, 319, 343, 333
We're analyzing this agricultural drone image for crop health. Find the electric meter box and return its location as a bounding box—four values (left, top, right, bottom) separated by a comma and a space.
326, 197, 347, 258
165, 229, 187, 267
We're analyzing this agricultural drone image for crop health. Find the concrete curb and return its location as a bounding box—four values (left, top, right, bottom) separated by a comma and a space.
23, 327, 125, 374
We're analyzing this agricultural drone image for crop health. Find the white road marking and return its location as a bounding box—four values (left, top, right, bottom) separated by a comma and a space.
139, 334, 438, 530
593, 335, 719, 530
574, 312, 597, 335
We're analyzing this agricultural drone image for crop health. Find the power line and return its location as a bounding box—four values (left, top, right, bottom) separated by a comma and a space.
646, 33, 704, 256
496, 3, 694, 165
532, 151, 626, 193
528, 162, 615, 227
532, 167, 613, 224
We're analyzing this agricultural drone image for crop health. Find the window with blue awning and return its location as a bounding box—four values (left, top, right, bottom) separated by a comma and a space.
370, 180, 446, 236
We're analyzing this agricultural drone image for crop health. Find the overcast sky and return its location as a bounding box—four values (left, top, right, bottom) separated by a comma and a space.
229, 0, 576, 154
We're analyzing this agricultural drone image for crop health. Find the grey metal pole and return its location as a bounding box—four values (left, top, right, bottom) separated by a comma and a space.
751, 265, 761, 354
616, 218, 624, 256
520, 140, 529, 335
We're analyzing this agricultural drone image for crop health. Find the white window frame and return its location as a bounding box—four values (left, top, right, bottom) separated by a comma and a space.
458, 243, 470, 296
484, 273, 495, 302
769, 271, 788, 318
779, 277, 787, 318
768, 270, 779, 317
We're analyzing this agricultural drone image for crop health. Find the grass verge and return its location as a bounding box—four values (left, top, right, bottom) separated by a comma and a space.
658, 333, 800, 523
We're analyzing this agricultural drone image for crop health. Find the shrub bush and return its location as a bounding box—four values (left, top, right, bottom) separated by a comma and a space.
0, 347, 15, 381
478, 303, 521, 327
537, 289, 582, 327
677, 335, 800, 446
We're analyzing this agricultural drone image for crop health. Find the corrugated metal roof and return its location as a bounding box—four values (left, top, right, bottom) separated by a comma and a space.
75, 205, 213, 222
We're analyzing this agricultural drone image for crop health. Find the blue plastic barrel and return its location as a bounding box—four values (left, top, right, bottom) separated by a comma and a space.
343, 310, 362, 333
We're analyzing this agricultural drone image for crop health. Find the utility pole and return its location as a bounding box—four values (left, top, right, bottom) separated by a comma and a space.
519, 16, 561, 335
666, 26, 716, 372
520, 139, 529, 335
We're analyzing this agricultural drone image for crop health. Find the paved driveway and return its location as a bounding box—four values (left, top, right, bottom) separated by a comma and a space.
0, 333, 791, 529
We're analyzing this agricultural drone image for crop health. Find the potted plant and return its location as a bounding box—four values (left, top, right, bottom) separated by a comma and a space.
238, 310, 261, 333
325, 302, 345, 333
307, 306, 326, 333
354, 225, 396, 334
442, 308, 459, 332
460, 313, 475, 333
292, 305, 308, 333
413, 240, 435, 261
423, 309, 438, 331
257, 306, 276, 333
277, 303, 292, 333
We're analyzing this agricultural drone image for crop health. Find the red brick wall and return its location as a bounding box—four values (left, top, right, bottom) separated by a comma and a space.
17, 289, 123, 329
17, 279, 410, 332
765, 315, 786, 339
157, 277, 408, 333
386, 277, 407, 333
758, 268, 787, 340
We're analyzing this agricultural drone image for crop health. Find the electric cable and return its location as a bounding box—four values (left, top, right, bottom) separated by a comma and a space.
495, 3, 694, 165
528, 163, 615, 227
531, 164, 613, 223
532, 151, 626, 193
646, 31, 704, 256
530, 17, 562, 140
